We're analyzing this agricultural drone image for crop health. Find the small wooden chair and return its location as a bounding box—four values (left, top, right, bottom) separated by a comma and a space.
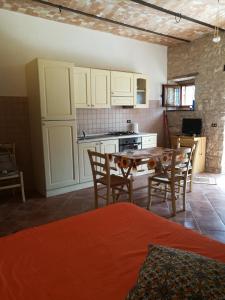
179, 139, 198, 192
170, 136, 181, 149
0, 143, 25, 203
88, 150, 133, 208
147, 147, 193, 216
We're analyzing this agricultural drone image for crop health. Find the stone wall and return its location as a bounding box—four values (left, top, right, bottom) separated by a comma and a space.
167, 33, 225, 173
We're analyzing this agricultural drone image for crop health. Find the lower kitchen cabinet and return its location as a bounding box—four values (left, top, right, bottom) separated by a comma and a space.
42, 121, 79, 191
78, 142, 100, 183
142, 134, 157, 149
78, 139, 119, 183
137, 134, 157, 174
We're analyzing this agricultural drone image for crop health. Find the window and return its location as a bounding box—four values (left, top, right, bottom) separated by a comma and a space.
162, 84, 195, 110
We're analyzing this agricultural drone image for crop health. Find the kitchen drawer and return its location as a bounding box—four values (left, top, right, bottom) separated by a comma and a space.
111, 97, 134, 106
142, 135, 157, 148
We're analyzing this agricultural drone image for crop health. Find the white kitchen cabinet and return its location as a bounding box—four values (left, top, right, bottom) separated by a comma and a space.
26, 59, 78, 197
42, 121, 79, 190
100, 139, 119, 154
142, 134, 157, 149
78, 139, 119, 183
74, 68, 110, 108
111, 71, 134, 98
134, 74, 149, 108
38, 59, 75, 120
73, 67, 91, 108
91, 69, 110, 108
111, 97, 134, 106
78, 142, 101, 183
139, 134, 157, 174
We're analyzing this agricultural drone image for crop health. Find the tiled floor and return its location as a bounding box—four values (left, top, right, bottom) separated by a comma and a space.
0, 173, 225, 244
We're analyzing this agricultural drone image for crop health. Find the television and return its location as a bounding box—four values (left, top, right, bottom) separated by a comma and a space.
182, 118, 202, 136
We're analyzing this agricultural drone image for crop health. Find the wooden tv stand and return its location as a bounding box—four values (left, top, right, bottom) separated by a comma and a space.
171, 136, 206, 174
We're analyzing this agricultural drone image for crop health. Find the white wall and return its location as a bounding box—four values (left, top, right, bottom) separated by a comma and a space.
0, 9, 167, 99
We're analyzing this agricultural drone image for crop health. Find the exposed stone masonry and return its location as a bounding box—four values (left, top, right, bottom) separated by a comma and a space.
167, 33, 225, 173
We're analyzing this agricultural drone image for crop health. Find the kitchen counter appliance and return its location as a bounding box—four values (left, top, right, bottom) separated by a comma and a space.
119, 136, 142, 152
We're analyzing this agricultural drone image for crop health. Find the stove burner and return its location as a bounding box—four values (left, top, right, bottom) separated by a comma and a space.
108, 131, 137, 136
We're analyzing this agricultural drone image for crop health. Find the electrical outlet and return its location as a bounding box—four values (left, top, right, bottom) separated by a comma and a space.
211, 123, 217, 127
127, 120, 131, 123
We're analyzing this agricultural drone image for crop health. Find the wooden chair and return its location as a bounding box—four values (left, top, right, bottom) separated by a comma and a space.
170, 136, 181, 149
170, 137, 198, 192
88, 150, 133, 208
0, 143, 25, 203
179, 139, 198, 192
147, 147, 193, 216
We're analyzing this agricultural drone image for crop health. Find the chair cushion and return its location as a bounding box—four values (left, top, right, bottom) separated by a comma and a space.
126, 244, 225, 300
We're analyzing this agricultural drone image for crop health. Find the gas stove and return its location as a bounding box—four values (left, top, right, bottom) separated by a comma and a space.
107, 131, 138, 136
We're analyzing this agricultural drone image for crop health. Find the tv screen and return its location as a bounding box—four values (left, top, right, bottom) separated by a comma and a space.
182, 118, 202, 136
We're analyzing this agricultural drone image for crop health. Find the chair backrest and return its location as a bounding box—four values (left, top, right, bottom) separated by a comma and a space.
179, 139, 198, 168
88, 150, 110, 186
170, 136, 181, 149
170, 147, 193, 180
0, 143, 17, 175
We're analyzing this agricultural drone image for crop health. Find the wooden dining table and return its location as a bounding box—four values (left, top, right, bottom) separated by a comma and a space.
111, 147, 174, 179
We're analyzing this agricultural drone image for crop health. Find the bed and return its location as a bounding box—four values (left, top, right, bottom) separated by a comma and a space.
0, 203, 225, 300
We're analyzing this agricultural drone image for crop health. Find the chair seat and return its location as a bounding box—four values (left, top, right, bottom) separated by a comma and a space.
175, 164, 192, 171
97, 174, 130, 187
150, 173, 184, 184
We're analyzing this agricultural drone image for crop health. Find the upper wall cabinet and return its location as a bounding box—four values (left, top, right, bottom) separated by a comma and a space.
91, 69, 110, 108
111, 71, 134, 97
134, 74, 149, 108
74, 68, 110, 108
38, 59, 75, 120
73, 67, 91, 108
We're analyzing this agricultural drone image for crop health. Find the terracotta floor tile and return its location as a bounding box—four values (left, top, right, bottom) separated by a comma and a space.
0, 173, 225, 244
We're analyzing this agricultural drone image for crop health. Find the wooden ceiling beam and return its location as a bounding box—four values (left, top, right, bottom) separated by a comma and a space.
31, 0, 190, 43
131, 0, 225, 32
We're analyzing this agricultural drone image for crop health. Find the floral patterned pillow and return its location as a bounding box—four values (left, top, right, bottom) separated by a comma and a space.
126, 244, 225, 300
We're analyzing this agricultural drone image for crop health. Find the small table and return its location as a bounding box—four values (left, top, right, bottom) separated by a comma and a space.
112, 147, 174, 178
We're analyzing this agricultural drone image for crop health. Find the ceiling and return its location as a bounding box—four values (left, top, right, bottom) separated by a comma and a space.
1, 0, 225, 46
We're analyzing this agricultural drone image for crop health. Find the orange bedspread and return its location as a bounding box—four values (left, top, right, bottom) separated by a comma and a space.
0, 203, 225, 300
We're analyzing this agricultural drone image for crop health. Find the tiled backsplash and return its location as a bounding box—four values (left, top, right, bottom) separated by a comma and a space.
77, 101, 164, 138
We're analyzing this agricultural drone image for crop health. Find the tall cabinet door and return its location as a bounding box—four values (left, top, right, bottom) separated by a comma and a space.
73, 67, 91, 108
38, 59, 75, 120
78, 142, 101, 183
42, 121, 79, 190
91, 69, 110, 108
100, 140, 119, 174
111, 71, 134, 97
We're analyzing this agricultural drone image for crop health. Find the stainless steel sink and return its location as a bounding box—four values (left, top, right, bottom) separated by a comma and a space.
77, 134, 111, 141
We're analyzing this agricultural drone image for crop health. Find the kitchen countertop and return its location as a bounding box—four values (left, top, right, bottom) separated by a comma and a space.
77, 132, 157, 143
